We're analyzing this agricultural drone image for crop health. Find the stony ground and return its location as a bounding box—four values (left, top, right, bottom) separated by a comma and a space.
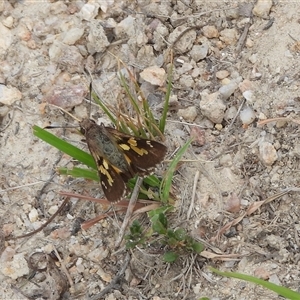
1, 1, 300, 299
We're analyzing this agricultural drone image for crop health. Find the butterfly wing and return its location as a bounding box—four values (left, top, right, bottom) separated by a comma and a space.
95, 155, 127, 203
80, 119, 131, 202
106, 127, 167, 170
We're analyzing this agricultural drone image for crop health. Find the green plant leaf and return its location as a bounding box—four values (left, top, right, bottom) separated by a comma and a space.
160, 139, 192, 203
163, 251, 178, 263
143, 175, 162, 188
191, 242, 205, 253
210, 267, 300, 300
58, 167, 98, 181
148, 205, 174, 218
33, 125, 96, 169
151, 213, 168, 234
130, 220, 143, 235
159, 65, 172, 133
174, 228, 186, 241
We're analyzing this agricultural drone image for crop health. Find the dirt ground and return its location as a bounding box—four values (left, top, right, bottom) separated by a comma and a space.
1, 1, 300, 299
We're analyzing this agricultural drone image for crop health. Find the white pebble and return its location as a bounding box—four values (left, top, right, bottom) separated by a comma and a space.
79, 3, 99, 21
243, 90, 254, 103
28, 208, 39, 223
48, 205, 58, 215
240, 106, 255, 125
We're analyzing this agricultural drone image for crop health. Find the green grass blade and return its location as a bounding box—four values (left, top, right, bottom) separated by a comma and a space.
119, 72, 141, 115
33, 125, 96, 169
160, 139, 192, 203
92, 91, 117, 125
210, 267, 300, 300
159, 65, 172, 133
58, 167, 99, 181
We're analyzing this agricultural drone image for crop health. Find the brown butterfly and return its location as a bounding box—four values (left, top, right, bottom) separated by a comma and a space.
79, 119, 167, 203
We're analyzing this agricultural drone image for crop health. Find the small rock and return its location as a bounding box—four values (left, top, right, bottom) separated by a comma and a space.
179, 74, 194, 88
190, 126, 206, 146
87, 247, 109, 263
219, 28, 239, 45
1, 252, 29, 279
27, 39, 37, 49
48, 205, 58, 215
176, 62, 193, 76
243, 90, 254, 103
0, 85, 22, 105
225, 8, 240, 19
266, 234, 287, 249
219, 81, 238, 100
28, 208, 39, 223
193, 283, 202, 295
239, 3, 254, 17
153, 23, 169, 51
246, 38, 254, 48
168, 26, 196, 53
114, 15, 135, 38
177, 106, 197, 122
221, 78, 231, 85
2, 16, 13, 28
0, 22, 12, 52
97, 266, 112, 282
269, 274, 281, 286
259, 141, 278, 166
0, 246, 15, 262
291, 143, 300, 158
216, 70, 230, 79
136, 45, 156, 67
239, 79, 255, 93
50, 227, 71, 239
249, 53, 258, 64
79, 3, 99, 21
2, 223, 14, 237
190, 44, 208, 62
62, 27, 84, 45
17, 23, 31, 41
215, 123, 223, 130
140, 66, 166, 86
0, 106, 9, 118
200, 91, 226, 123
43, 84, 87, 109
240, 106, 255, 125
253, 0, 273, 18
88, 20, 110, 53
224, 106, 238, 121
225, 193, 241, 213
202, 25, 219, 38
99, 0, 112, 13
254, 267, 270, 280
145, 3, 173, 23
49, 42, 84, 73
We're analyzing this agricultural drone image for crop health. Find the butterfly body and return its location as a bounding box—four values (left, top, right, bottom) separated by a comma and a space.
79, 118, 167, 203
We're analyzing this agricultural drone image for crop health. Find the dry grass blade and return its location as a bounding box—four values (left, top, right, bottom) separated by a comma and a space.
212, 188, 296, 240
257, 117, 300, 126
115, 177, 143, 248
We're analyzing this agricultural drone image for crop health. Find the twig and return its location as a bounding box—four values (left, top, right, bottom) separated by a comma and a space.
236, 22, 251, 55
8, 197, 69, 240
187, 171, 199, 220
221, 98, 246, 144
0, 110, 14, 132
0, 181, 44, 193
52, 245, 74, 290
88, 253, 130, 300
115, 177, 143, 248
